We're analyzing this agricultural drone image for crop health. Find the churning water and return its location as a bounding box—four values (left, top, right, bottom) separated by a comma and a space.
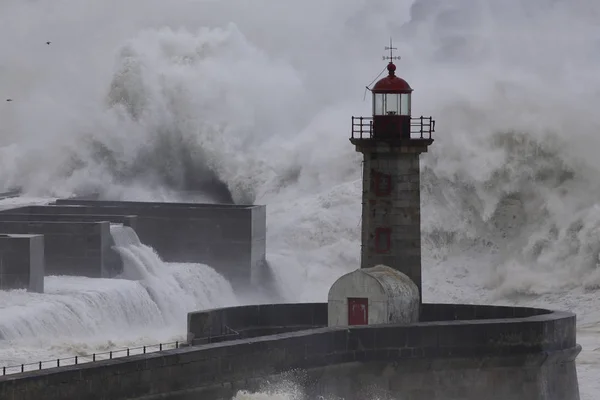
1, 0, 600, 398
0, 223, 237, 371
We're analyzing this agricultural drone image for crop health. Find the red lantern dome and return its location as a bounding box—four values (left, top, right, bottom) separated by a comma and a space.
350, 41, 434, 145
372, 63, 412, 93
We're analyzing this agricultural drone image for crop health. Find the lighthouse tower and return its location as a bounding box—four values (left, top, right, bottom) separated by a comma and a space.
349, 44, 435, 302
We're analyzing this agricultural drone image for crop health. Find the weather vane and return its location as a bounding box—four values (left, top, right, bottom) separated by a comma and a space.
382, 38, 401, 62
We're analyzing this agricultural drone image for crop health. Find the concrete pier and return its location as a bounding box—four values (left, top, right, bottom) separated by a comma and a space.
0, 303, 580, 400
0, 234, 44, 292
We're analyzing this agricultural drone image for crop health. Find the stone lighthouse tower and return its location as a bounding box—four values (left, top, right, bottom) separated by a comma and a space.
349, 45, 435, 302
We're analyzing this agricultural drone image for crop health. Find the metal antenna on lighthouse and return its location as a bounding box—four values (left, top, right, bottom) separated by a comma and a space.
363, 38, 401, 99
383, 38, 401, 62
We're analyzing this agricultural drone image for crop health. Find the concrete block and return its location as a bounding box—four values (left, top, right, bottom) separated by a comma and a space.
0, 234, 44, 292
0, 213, 138, 230
6, 200, 268, 288
0, 221, 116, 278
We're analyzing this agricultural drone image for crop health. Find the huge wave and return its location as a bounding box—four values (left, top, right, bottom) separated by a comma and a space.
3, 0, 598, 299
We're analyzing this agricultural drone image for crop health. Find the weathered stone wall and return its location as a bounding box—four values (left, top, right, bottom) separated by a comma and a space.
0, 234, 44, 292
0, 303, 579, 400
0, 221, 114, 278
361, 152, 423, 298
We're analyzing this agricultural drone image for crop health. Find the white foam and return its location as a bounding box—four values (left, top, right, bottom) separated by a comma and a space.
0, 224, 237, 368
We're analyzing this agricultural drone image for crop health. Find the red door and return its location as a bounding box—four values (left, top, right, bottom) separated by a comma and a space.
347, 297, 369, 325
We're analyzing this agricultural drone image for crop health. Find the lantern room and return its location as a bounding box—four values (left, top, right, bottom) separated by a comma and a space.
372, 62, 412, 116
327, 265, 420, 327
350, 43, 434, 143
367, 61, 418, 141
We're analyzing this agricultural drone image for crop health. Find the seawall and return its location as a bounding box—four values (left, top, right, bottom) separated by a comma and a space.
1, 200, 266, 289
0, 303, 580, 400
187, 303, 327, 344
0, 220, 116, 278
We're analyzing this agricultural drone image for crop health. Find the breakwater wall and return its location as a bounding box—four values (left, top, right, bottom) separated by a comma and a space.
0, 220, 115, 278
0, 199, 267, 289
52, 200, 266, 288
187, 303, 327, 344
0, 303, 580, 400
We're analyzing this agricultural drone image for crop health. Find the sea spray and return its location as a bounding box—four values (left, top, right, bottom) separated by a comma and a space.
0, 224, 237, 368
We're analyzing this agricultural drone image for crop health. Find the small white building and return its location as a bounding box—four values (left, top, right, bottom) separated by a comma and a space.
327, 265, 420, 327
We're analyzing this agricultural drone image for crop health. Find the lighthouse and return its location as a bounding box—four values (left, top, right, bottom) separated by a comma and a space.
349, 44, 434, 303
327, 43, 434, 327
327, 42, 435, 326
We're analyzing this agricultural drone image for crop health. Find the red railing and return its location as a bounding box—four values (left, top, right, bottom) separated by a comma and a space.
350, 116, 435, 140
1, 340, 182, 376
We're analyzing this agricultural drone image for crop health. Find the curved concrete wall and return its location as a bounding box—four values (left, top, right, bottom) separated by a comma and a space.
187, 303, 327, 344
0, 303, 580, 400
186, 302, 554, 343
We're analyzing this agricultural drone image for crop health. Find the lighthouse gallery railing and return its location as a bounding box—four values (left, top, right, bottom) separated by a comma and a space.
351, 116, 435, 140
